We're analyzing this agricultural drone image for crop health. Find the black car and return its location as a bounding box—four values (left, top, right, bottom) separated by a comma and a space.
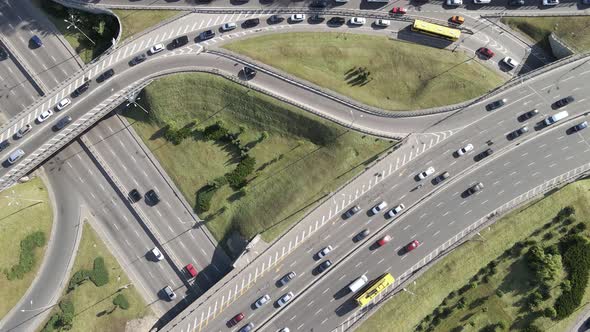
344, 205, 360, 219
486, 98, 507, 111
129, 189, 142, 203
54, 116, 72, 131
309, 0, 327, 8
243, 67, 256, 79
199, 29, 215, 40
309, 14, 325, 22
30, 35, 43, 48
170, 35, 189, 48
327, 17, 345, 26
0, 47, 7, 60
509, 126, 528, 139
146, 189, 160, 205
433, 171, 450, 184
130, 54, 147, 66
466, 182, 484, 196
97, 69, 115, 83
356, 229, 370, 241
552, 96, 575, 109
268, 15, 284, 24
243, 18, 260, 28
0, 140, 10, 152
571, 121, 588, 132
72, 81, 90, 97
518, 109, 538, 121
317, 260, 332, 273
508, 0, 525, 5
476, 148, 494, 161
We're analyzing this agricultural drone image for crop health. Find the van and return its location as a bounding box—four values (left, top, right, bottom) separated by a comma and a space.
544, 111, 568, 126
349, 275, 368, 293
7, 149, 25, 164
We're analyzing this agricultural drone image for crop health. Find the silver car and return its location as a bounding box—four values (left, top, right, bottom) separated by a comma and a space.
316, 245, 333, 259
277, 292, 294, 307
255, 294, 270, 308
15, 124, 32, 138
279, 272, 296, 286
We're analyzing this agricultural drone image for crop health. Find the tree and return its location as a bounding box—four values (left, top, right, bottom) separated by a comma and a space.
526, 244, 562, 282
544, 307, 557, 319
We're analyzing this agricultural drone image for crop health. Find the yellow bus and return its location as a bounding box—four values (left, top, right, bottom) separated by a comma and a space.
412, 19, 461, 41
353, 273, 395, 306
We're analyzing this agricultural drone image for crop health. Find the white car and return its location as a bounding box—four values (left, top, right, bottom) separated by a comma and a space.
446, 0, 463, 5
418, 166, 435, 180
375, 19, 391, 27
502, 57, 519, 70
350, 17, 366, 25
386, 204, 405, 218
149, 43, 164, 55
255, 294, 271, 308
456, 143, 474, 156
371, 201, 388, 215
317, 245, 333, 259
277, 292, 294, 307
221, 22, 237, 31
543, 0, 558, 5
56, 98, 71, 111
151, 247, 164, 261
290, 14, 305, 22
37, 109, 53, 123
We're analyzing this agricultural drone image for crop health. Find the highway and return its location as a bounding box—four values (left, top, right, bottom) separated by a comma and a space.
0, 0, 81, 116
0, 1, 589, 331
162, 55, 590, 331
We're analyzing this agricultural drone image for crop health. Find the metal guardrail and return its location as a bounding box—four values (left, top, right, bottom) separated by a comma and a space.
339, 162, 590, 331
483, 11, 590, 17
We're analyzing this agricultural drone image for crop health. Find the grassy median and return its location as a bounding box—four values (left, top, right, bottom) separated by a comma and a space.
123, 73, 393, 248
0, 178, 52, 319
224, 32, 505, 111
357, 179, 590, 332
41, 223, 151, 331
502, 17, 590, 53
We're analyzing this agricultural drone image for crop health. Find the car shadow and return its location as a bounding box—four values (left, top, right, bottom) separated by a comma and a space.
333, 286, 351, 300
335, 299, 358, 317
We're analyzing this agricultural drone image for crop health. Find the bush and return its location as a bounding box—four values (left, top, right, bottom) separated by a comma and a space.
203, 123, 229, 141
543, 232, 554, 240
113, 294, 130, 310
90, 257, 109, 287
558, 206, 575, 220
5, 231, 46, 280
225, 155, 256, 189
496, 289, 504, 298
57, 300, 74, 329
563, 217, 576, 226
68, 269, 90, 292
41, 314, 60, 332
544, 307, 557, 319
575, 222, 587, 232
196, 186, 216, 213
554, 235, 590, 319
521, 324, 543, 332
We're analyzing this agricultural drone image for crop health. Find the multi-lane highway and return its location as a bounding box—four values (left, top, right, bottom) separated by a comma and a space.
1, 0, 590, 331
160, 54, 590, 331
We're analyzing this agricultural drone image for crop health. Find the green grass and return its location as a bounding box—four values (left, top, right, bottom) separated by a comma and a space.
0, 178, 52, 319
112, 10, 183, 41
357, 178, 590, 332
44, 223, 150, 332
502, 17, 590, 53
224, 32, 505, 111
35, 0, 117, 63
123, 73, 393, 247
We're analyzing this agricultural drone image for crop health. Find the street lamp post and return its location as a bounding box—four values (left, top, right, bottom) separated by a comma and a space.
64, 14, 95, 45
20, 300, 56, 313
126, 92, 149, 114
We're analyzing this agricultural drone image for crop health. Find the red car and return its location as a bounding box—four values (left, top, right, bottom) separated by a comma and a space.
228, 313, 244, 326
377, 235, 392, 246
478, 47, 495, 59
185, 263, 198, 278
406, 240, 420, 252
390, 7, 407, 14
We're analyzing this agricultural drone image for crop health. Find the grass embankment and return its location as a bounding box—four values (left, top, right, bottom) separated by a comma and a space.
224, 32, 505, 111
111, 9, 182, 41
0, 178, 51, 319
357, 179, 590, 332
123, 73, 393, 246
502, 17, 590, 53
36, 0, 118, 63
42, 223, 150, 331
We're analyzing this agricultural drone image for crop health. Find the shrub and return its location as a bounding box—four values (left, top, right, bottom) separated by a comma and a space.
68, 269, 90, 292
554, 235, 590, 319
544, 307, 557, 319
113, 293, 130, 310
496, 289, 504, 298
558, 206, 575, 220
543, 232, 554, 240
203, 123, 229, 141
5, 231, 46, 280
563, 217, 576, 226
522, 324, 543, 332
575, 222, 587, 231
57, 300, 74, 329
41, 314, 60, 332
196, 186, 216, 213
90, 257, 109, 287
225, 155, 256, 189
